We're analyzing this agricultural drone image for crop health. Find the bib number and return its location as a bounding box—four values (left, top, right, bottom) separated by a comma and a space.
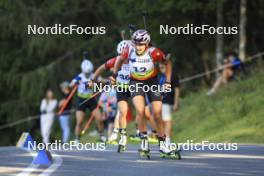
119, 74, 130, 80
133, 66, 147, 73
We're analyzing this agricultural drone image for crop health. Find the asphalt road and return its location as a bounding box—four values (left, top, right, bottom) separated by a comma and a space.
1, 144, 264, 176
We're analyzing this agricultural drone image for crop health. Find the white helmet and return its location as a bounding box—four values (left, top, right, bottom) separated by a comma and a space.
81, 59, 93, 74
116, 40, 130, 55
131, 29, 150, 45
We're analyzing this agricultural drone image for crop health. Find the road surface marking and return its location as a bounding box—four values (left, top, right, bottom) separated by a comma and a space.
16, 149, 62, 176
39, 151, 63, 176
16, 149, 39, 176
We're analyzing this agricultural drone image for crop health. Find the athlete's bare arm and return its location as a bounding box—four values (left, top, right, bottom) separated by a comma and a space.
165, 59, 172, 83
113, 56, 123, 75
174, 87, 180, 111
93, 64, 106, 81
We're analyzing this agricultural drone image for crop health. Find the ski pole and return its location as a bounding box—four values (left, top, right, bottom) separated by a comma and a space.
142, 11, 148, 30
121, 30, 126, 40
57, 85, 77, 115
128, 24, 136, 36
79, 78, 114, 106
81, 105, 100, 135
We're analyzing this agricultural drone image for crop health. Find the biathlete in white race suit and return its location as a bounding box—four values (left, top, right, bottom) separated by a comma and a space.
70, 57, 105, 143
114, 29, 176, 156
91, 40, 131, 152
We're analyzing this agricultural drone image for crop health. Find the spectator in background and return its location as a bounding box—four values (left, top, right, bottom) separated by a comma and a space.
40, 89, 58, 144
207, 52, 242, 96
59, 81, 72, 143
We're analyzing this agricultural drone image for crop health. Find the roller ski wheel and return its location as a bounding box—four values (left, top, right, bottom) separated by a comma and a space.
138, 149, 150, 159
107, 140, 118, 145
160, 150, 181, 160
148, 137, 158, 144
117, 144, 126, 153
129, 135, 141, 142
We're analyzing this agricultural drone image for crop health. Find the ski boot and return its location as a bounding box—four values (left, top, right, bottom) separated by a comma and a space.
159, 137, 181, 160
107, 128, 119, 145
99, 135, 107, 143
74, 138, 80, 144
138, 133, 150, 159
117, 129, 127, 153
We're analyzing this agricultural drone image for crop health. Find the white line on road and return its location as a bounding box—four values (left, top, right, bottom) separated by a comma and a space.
16, 149, 62, 176
16, 149, 39, 176
39, 151, 63, 176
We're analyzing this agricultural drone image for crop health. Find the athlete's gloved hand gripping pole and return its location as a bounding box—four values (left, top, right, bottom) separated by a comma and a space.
79, 63, 116, 106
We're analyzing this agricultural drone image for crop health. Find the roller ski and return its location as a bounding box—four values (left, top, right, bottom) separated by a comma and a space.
117, 130, 127, 153
160, 149, 181, 160
138, 149, 150, 159
138, 134, 150, 159
159, 139, 181, 160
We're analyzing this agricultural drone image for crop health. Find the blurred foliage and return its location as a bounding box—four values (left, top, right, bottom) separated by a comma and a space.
0, 0, 264, 145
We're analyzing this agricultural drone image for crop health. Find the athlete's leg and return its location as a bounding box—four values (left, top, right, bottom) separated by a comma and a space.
151, 100, 175, 153
108, 110, 119, 142
145, 106, 157, 132
130, 80, 148, 150
132, 95, 147, 132
93, 107, 105, 140
135, 115, 140, 135
116, 101, 129, 148
108, 122, 114, 137
118, 100, 128, 129
93, 107, 103, 131
75, 110, 85, 140
132, 95, 150, 151
114, 109, 120, 129
151, 101, 164, 137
